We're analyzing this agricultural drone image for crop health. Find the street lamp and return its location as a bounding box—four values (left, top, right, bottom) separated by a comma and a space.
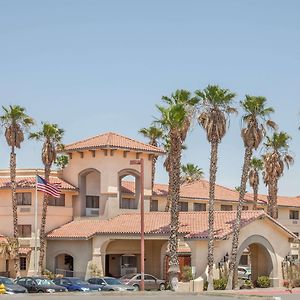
130, 158, 144, 291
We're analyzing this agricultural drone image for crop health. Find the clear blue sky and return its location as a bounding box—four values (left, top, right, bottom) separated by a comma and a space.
0, 0, 299, 196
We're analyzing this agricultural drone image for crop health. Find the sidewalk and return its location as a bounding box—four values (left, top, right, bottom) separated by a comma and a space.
206, 287, 300, 297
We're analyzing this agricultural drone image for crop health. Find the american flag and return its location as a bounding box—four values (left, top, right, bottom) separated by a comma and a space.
36, 175, 61, 198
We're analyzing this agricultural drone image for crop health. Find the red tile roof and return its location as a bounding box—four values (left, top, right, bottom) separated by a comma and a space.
121, 180, 257, 203
0, 176, 77, 191
64, 132, 165, 154
47, 210, 274, 240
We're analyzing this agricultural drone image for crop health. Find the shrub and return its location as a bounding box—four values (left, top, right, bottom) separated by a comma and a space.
213, 278, 227, 290
181, 266, 193, 282
292, 278, 300, 287
256, 276, 271, 288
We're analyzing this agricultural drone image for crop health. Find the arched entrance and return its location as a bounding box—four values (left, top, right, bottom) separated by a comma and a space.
54, 253, 74, 277
237, 235, 278, 286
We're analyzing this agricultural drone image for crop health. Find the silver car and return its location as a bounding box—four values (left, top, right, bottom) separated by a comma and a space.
238, 266, 251, 280
120, 273, 166, 291
88, 277, 134, 291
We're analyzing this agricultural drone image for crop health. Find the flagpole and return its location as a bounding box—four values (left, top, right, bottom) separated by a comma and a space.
34, 170, 38, 276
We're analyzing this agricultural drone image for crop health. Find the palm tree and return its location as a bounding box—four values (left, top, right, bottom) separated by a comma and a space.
0, 105, 34, 277
226, 96, 274, 290
54, 154, 69, 169
180, 163, 204, 184
139, 126, 163, 192
249, 157, 264, 210
195, 85, 236, 291
263, 132, 294, 219
156, 89, 198, 290
29, 122, 64, 274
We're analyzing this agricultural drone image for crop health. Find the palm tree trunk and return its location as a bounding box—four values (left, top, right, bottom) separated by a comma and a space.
10, 148, 20, 277
38, 167, 50, 274
168, 132, 181, 291
253, 184, 258, 210
226, 147, 252, 290
151, 156, 157, 193
267, 180, 274, 217
207, 141, 219, 291
165, 177, 172, 212
273, 178, 279, 219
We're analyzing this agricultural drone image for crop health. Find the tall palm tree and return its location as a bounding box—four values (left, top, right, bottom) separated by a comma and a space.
249, 157, 264, 210
180, 163, 204, 184
226, 96, 274, 290
139, 126, 163, 192
0, 105, 34, 277
29, 123, 64, 274
157, 89, 198, 290
195, 85, 236, 291
263, 132, 294, 219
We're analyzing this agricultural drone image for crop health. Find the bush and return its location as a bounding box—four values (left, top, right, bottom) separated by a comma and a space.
256, 276, 271, 288
213, 278, 227, 290
292, 278, 300, 287
181, 266, 193, 282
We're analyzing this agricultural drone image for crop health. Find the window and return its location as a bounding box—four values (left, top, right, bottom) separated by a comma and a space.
292, 255, 299, 260
150, 200, 158, 211
221, 205, 233, 211
48, 194, 65, 206
293, 232, 299, 237
16, 193, 31, 206
242, 206, 249, 211
120, 198, 136, 209
86, 196, 99, 208
290, 210, 299, 220
18, 225, 32, 237
179, 202, 188, 211
20, 257, 26, 270
193, 203, 206, 211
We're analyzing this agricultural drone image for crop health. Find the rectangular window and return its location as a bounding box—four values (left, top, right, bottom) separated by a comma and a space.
290, 210, 299, 220
221, 205, 233, 211
120, 198, 136, 209
242, 206, 249, 211
150, 200, 158, 211
20, 257, 26, 270
16, 193, 31, 206
179, 202, 188, 212
48, 194, 65, 206
86, 196, 99, 208
193, 203, 206, 211
18, 225, 31, 238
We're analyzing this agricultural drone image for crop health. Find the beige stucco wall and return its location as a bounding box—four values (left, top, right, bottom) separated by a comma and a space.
188, 218, 292, 287
62, 149, 153, 218
0, 189, 75, 236
46, 239, 93, 278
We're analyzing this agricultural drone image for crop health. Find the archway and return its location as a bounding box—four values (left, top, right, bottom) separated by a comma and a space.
237, 235, 278, 286
78, 168, 101, 216
54, 253, 74, 277
118, 169, 141, 210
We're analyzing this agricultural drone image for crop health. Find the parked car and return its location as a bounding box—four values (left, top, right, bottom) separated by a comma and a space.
16, 277, 67, 293
120, 273, 166, 291
53, 277, 102, 292
0, 276, 27, 294
88, 277, 135, 291
238, 266, 251, 280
